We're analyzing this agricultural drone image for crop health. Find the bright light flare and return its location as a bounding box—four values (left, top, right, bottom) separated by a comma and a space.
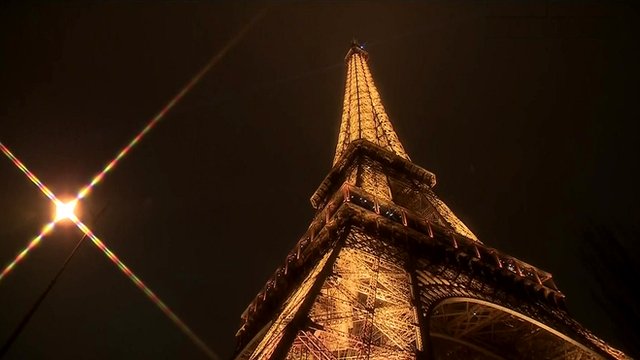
54, 200, 77, 222
0, 9, 264, 358
0, 142, 216, 359
0, 142, 65, 281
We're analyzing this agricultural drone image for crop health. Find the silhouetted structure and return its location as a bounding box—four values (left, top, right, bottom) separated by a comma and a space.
233, 43, 628, 359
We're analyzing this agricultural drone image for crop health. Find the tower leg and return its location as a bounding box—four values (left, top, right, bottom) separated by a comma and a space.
409, 256, 430, 360
269, 234, 347, 360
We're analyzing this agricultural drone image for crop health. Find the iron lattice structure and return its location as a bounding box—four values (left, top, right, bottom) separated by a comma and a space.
233, 43, 628, 359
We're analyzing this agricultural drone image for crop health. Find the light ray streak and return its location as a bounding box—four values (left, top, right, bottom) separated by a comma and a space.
0, 142, 59, 203
0, 8, 265, 283
0, 143, 218, 359
0, 9, 266, 358
69, 216, 217, 359
76, 8, 266, 202
0, 222, 56, 282
0, 143, 67, 281
0, 8, 263, 282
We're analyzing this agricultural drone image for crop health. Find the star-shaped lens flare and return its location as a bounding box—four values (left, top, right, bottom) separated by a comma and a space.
0, 143, 217, 360
0, 10, 265, 358
54, 200, 78, 222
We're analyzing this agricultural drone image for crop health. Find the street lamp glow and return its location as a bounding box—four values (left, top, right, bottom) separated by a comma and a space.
55, 200, 77, 222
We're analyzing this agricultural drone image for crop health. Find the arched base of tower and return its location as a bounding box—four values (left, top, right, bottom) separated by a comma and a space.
429, 298, 601, 359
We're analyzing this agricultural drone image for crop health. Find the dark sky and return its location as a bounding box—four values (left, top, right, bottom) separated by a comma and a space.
0, 2, 638, 359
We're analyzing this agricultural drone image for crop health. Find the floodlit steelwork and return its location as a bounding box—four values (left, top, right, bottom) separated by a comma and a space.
334, 45, 409, 166
430, 299, 602, 359
233, 42, 628, 359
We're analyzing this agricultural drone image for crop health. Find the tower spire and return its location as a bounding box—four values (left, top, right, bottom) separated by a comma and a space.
232, 41, 628, 360
333, 40, 410, 165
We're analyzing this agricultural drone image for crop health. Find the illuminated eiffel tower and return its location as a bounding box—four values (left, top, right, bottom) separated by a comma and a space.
233, 42, 627, 359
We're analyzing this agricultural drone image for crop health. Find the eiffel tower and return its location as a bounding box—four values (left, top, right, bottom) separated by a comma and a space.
232, 42, 627, 359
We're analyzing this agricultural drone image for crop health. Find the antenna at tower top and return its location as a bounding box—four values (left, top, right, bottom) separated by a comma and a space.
345, 38, 368, 61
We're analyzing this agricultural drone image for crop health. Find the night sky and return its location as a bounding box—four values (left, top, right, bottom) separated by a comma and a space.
0, 2, 638, 359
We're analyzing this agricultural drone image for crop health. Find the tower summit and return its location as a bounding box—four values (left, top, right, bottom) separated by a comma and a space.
334, 41, 409, 165
233, 44, 627, 359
